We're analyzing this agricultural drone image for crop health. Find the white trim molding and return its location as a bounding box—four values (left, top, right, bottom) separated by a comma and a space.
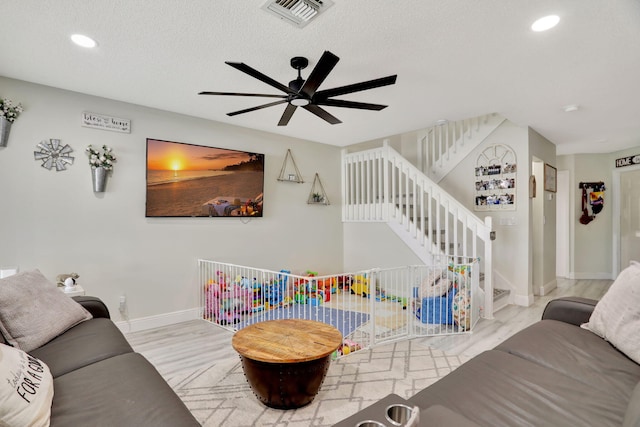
538, 278, 558, 296
569, 272, 615, 280
612, 163, 640, 278
116, 307, 200, 334
513, 293, 535, 307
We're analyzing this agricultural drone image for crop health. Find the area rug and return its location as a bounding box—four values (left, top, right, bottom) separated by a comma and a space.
171, 339, 469, 427
237, 306, 370, 339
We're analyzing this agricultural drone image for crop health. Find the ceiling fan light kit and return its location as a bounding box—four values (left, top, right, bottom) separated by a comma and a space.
199, 50, 397, 126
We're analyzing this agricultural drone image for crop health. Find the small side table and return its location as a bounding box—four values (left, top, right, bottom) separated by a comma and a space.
232, 319, 342, 409
60, 285, 86, 297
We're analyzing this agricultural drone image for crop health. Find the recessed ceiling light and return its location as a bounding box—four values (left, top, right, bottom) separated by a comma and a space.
71, 34, 97, 48
563, 104, 579, 113
531, 15, 560, 32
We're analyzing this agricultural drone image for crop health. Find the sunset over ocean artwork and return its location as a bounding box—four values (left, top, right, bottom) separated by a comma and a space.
145, 139, 264, 218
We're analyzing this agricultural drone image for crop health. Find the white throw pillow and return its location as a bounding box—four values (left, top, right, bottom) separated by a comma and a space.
586, 261, 640, 364
0, 269, 92, 352
0, 343, 54, 427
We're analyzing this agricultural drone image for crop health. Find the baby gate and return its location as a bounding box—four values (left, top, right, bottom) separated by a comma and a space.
199, 256, 479, 358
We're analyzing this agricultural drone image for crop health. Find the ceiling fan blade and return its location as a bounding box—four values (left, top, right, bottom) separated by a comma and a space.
316, 99, 388, 111
226, 62, 294, 95
278, 104, 298, 126
199, 91, 287, 98
314, 75, 398, 100
303, 104, 342, 125
300, 51, 340, 98
227, 100, 288, 117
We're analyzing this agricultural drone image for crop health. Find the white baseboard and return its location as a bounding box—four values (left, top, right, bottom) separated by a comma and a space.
538, 279, 558, 296
569, 272, 614, 280
513, 293, 535, 307
115, 307, 200, 334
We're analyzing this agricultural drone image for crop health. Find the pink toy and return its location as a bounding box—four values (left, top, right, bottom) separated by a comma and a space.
204, 280, 252, 324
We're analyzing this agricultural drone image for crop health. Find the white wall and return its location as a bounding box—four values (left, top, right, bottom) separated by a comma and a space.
528, 128, 557, 294
0, 77, 344, 325
557, 147, 640, 279
343, 223, 424, 271
531, 160, 544, 293
556, 153, 612, 278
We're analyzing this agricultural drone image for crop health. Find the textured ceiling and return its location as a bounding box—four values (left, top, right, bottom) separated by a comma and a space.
1, 0, 639, 154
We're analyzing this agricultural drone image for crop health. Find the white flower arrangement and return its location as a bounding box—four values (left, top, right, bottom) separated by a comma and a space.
0, 98, 24, 123
86, 144, 116, 171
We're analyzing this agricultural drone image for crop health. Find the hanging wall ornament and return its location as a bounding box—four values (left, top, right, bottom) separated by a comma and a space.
34, 139, 74, 171
589, 183, 605, 215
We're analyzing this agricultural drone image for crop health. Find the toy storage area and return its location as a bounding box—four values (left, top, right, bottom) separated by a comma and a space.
199, 257, 479, 358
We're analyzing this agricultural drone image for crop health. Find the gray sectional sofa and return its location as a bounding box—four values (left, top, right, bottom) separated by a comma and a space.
28, 296, 200, 426
334, 296, 640, 427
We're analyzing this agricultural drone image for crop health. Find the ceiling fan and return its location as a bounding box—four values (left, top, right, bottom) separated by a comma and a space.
199, 50, 397, 126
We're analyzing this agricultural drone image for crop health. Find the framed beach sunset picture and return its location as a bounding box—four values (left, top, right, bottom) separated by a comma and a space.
145, 138, 264, 217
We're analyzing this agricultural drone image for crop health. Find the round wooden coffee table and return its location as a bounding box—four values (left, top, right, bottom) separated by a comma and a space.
232, 319, 342, 409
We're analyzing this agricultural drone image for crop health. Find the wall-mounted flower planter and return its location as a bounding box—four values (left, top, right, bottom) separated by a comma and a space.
92, 167, 109, 192
0, 117, 11, 147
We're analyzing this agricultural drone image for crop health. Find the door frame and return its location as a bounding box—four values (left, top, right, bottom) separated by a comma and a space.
556, 170, 570, 278
612, 164, 640, 277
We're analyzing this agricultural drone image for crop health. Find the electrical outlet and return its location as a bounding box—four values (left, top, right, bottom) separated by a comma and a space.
119, 295, 126, 312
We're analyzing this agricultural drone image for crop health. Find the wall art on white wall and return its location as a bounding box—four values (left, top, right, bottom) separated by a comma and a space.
81, 111, 131, 133
33, 139, 74, 171
474, 144, 516, 211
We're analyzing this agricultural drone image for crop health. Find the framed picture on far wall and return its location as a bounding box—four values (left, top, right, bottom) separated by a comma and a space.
145, 138, 264, 217
544, 163, 557, 193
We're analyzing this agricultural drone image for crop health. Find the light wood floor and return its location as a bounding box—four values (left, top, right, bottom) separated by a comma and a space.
126, 278, 612, 380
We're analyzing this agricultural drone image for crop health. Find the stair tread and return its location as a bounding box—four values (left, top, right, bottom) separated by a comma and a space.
493, 288, 509, 300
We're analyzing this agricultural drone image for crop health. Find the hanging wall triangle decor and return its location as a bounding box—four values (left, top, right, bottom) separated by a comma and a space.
308, 173, 329, 205
277, 149, 303, 183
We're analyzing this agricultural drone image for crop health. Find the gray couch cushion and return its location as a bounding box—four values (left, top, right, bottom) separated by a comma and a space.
29, 318, 133, 378
623, 382, 640, 427
51, 352, 200, 427
541, 296, 597, 325
409, 349, 629, 427
494, 319, 640, 400
421, 405, 481, 426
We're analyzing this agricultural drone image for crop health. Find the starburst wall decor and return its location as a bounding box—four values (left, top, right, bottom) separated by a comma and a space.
34, 139, 74, 171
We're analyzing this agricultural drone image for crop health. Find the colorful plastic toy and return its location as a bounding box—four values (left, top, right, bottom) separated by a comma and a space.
351, 275, 369, 297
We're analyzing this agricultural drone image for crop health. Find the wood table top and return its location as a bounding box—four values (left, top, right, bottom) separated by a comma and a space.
231, 319, 343, 363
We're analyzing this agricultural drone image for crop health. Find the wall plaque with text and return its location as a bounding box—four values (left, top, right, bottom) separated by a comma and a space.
615, 154, 640, 168
82, 111, 131, 133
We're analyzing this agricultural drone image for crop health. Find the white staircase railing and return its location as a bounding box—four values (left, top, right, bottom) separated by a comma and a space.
342, 143, 494, 318
418, 113, 506, 183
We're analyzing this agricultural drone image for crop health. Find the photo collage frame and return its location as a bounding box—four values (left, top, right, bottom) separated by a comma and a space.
474, 144, 517, 211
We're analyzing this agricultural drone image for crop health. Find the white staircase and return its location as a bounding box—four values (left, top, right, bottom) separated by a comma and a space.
342, 142, 495, 318
417, 113, 505, 183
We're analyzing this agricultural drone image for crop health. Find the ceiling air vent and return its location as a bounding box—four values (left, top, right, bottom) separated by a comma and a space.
261, 0, 333, 28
